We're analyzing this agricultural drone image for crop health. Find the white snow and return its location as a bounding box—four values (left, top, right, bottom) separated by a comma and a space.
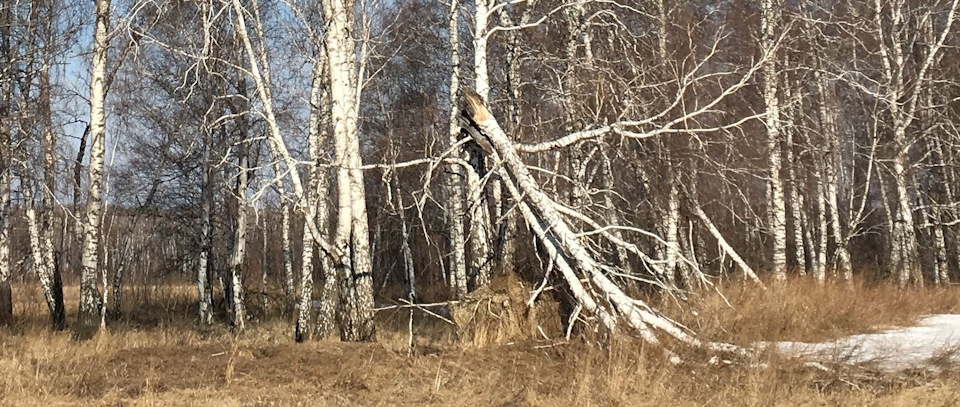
757, 314, 960, 371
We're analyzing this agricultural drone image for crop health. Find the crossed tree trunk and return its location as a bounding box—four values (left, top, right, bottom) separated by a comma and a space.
460, 90, 745, 358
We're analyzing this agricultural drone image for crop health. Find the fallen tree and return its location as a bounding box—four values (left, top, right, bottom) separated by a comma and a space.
459, 90, 747, 359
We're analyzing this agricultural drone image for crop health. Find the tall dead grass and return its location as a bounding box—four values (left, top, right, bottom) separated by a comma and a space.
666, 277, 960, 343
1, 277, 959, 406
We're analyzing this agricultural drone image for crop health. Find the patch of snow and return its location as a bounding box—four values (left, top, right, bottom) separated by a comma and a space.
757, 314, 960, 371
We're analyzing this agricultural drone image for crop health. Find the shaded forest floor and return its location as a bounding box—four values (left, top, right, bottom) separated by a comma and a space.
3, 278, 960, 406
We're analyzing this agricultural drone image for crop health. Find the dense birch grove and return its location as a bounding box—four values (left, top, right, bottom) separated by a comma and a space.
2, 0, 960, 348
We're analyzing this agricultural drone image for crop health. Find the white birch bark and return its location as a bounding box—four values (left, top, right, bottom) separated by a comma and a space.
280, 188, 294, 299
469, 0, 494, 288
321, 0, 375, 340
473, 0, 491, 104
446, 0, 469, 298
261, 216, 269, 310
462, 92, 745, 355
466, 164, 492, 287
0, 146, 9, 325
562, 1, 586, 210
78, 0, 111, 330
873, 0, 958, 287
197, 129, 214, 326
928, 136, 955, 284
314, 77, 338, 340
230, 0, 360, 337
39, 59, 65, 328
689, 201, 764, 286
497, 5, 532, 272
814, 161, 828, 284
297, 57, 330, 341
782, 75, 805, 274
759, 0, 787, 282
663, 178, 680, 283
391, 173, 417, 300
228, 131, 250, 332
814, 71, 852, 281
0, 8, 12, 323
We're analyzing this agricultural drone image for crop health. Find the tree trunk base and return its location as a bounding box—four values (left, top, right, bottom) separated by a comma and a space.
451, 270, 563, 347
0, 282, 12, 326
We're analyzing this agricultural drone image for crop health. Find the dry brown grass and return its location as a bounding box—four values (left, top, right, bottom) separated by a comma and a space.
1, 277, 960, 406
665, 277, 960, 344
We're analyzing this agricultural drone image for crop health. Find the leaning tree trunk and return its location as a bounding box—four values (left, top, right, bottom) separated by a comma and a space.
461, 90, 746, 358
78, 0, 111, 332
689, 198, 765, 286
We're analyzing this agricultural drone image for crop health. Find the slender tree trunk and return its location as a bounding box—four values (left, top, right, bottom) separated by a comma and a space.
782, 75, 805, 274
466, 165, 492, 288
280, 190, 294, 300
0, 6, 13, 324
228, 129, 250, 332
599, 144, 630, 269
815, 72, 852, 281
663, 176, 680, 283
446, 0, 469, 298
891, 132, 921, 288
497, 5, 532, 272
563, 1, 586, 211
814, 160, 828, 284
0, 154, 10, 326
230, 0, 348, 338
39, 60, 66, 329
469, 0, 494, 288
261, 216, 270, 310
760, 0, 787, 282
392, 173, 417, 300
78, 0, 111, 332
930, 135, 958, 282
799, 191, 814, 275
299, 56, 336, 341
197, 129, 214, 326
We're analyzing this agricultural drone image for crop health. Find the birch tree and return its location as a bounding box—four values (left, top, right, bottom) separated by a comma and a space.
0, 1, 13, 324
78, 0, 112, 331
445, 0, 468, 298
321, 0, 375, 340
759, 0, 787, 282
870, 0, 959, 287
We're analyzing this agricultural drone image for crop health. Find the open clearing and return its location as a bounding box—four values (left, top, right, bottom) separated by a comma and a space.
3, 280, 960, 406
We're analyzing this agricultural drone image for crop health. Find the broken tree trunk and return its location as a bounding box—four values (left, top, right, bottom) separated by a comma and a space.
460, 90, 745, 356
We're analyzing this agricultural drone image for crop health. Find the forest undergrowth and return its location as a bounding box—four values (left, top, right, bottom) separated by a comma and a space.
2, 277, 960, 406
